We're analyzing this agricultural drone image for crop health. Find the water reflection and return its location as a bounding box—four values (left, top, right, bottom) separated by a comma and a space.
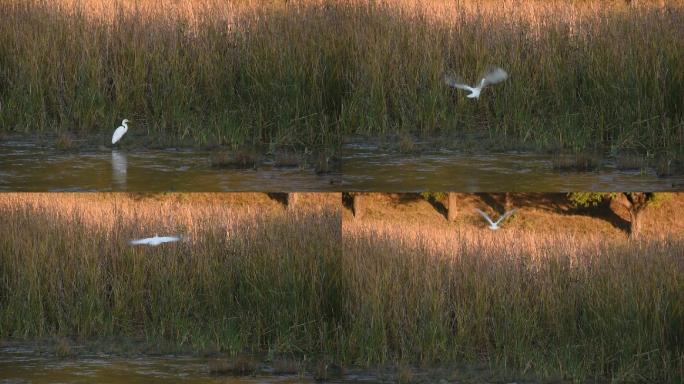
341, 144, 684, 192
1, 140, 681, 191
0, 345, 376, 384
0, 142, 341, 192
111, 150, 127, 189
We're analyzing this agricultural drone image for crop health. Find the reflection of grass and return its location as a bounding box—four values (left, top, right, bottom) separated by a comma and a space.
0, 1, 682, 154
54, 337, 73, 358
55, 132, 75, 151
0, 193, 342, 358
208, 356, 259, 376
552, 152, 601, 172
343, 220, 684, 382
209, 151, 260, 169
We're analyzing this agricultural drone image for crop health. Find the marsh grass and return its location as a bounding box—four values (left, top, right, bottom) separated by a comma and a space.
1, 193, 683, 381
0, 0, 682, 153
341, 221, 684, 382
0, 193, 343, 356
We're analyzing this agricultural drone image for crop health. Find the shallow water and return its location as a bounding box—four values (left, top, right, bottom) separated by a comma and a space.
341, 143, 684, 191
0, 142, 341, 191
2, 141, 682, 191
0, 346, 376, 384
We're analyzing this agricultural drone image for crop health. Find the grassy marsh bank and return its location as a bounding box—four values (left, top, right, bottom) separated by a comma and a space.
0, 193, 343, 356
0, 0, 682, 155
342, 195, 684, 382
1, 193, 683, 382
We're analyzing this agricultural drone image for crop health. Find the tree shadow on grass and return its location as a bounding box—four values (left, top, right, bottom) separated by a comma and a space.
423, 194, 449, 220
266, 193, 288, 208
473, 193, 630, 234
567, 200, 631, 235
391, 193, 449, 220
342, 192, 354, 213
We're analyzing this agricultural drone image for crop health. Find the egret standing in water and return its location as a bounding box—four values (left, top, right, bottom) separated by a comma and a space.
444, 67, 508, 99
111, 119, 129, 145
475, 208, 516, 231
129, 234, 181, 246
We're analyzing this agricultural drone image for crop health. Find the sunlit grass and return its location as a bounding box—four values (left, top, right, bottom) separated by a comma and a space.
0, 192, 682, 381
0, 0, 682, 153
0, 193, 343, 355
341, 220, 684, 382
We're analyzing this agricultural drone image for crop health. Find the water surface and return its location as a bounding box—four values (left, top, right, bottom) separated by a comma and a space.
0, 142, 340, 191
2, 141, 682, 191
341, 143, 683, 191
0, 345, 375, 384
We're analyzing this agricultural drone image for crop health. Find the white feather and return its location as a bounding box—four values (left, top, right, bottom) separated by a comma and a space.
480, 67, 508, 88
112, 119, 129, 144
130, 235, 181, 246
475, 208, 516, 230
475, 208, 496, 226
444, 67, 508, 99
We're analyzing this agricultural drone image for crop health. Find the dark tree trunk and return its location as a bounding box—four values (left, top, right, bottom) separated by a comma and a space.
614, 192, 652, 239
448, 192, 458, 222
629, 209, 644, 239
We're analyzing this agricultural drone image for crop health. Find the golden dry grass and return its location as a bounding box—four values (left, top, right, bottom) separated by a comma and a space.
1, 0, 682, 153
340, 192, 683, 380
0, 192, 342, 356
1, 192, 682, 381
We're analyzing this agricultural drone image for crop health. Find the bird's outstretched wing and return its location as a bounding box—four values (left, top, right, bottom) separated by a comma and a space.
130, 235, 180, 246
130, 237, 151, 245
159, 236, 181, 243
475, 209, 495, 226
444, 73, 474, 92
494, 209, 517, 225
480, 67, 508, 88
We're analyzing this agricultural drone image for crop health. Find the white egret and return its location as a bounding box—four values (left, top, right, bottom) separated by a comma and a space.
444, 67, 508, 99
111, 119, 129, 145
129, 234, 181, 246
475, 208, 516, 230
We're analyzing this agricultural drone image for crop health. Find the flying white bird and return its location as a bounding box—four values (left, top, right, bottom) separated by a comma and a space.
111, 119, 129, 145
129, 234, 181, 246
444, 67, 508, 99
475, 208, 516, 230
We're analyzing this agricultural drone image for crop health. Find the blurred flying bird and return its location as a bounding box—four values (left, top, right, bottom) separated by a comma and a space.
444, 67, 508, 99
111, 119, 129, 145
129, 234, 181, 246
475, 208, 516, 230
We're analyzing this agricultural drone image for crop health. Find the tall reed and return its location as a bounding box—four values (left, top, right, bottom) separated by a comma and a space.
0, 193, 343, 355
0, 1, 682, 153
1, 193, 682, 381
341, 221, 684, 382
